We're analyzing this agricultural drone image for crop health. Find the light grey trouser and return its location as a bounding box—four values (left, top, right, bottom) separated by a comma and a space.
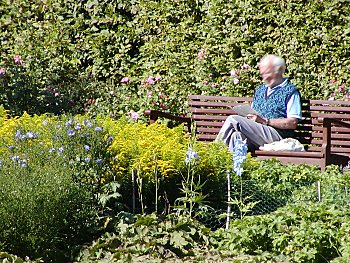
215, 115, 283, 152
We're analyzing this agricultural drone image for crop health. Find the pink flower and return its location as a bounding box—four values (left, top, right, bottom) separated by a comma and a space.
346, 94, 350, 99
230, 69, 240, 77
14, 54, 21, 64
203, 80, 209, 85
147, 90, 153, 97
328, 96, 335, 101
339, 85, 346, 92
159, 92, 164, 98
329, 79, 336, 84
160, 104, 167, 110
0, 68, 4, 75
120, 77, 129, 83
54, 92, 60, 97
242, 63, 250, 70
128, 110, 139, 120
155, 75, 161, 81
221, 86, 225, 90
110, 90, 115, 95
197, 49, 206, 60
222, 76, 226, 81
233, 78, 239, 85
146, 76, 155, 85
211, 83, 218, 88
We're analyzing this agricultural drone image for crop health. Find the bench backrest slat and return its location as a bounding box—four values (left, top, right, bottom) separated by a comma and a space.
187, 95, 350, 156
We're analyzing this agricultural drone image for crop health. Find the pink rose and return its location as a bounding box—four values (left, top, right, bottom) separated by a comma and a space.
147, 76, 155, 85
230, 69, 240, 77
197, 49, 206, 60
346, 94, 350, 99
242, 63, 250, 70
203, 80, 209, 85
339, 85, 346, 92
120, 77, 129, 83
211, 83, 218, 88
128, 110, 139, 120
14, 54, 21, 64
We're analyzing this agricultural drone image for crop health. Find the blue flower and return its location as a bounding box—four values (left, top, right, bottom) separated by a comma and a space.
49, 148, 56, 153
75, 124, 82, 130
232, 139, 248, 176
185, 147, 200, 164
12, 155, 20, 161
96, 158, 102, 164
0, 160, 2, 167
43, 120, 48, 125
84, 145, 90, 151
94, 126, 102, 132
65, 120, 73, 127
15, 130, 26, 140
25, 131, 37, 139
85, 157, 91, 163
58, 147, 64, 156
67, 129, 75, 137
107, 136, 114, 142
84, 120, 93, 127
8, 145, 16, 151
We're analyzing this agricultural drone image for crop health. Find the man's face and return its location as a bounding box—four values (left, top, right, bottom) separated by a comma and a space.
259, 63, 281, 88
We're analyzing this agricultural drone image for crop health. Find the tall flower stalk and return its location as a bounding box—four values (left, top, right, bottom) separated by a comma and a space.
175, 146, 206, 217
227, 137, 257, 228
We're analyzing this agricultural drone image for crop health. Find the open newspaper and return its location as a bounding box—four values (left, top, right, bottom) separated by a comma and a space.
227, 104, 258, 117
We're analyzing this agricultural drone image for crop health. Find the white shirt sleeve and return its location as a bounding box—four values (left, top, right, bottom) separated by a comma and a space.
287, 91, 302, 119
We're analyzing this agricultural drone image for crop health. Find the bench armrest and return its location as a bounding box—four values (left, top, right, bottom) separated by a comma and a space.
144, 110, 192, 133
321, 118, 350, 157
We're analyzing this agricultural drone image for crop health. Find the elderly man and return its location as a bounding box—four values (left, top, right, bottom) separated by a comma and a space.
216, 54, 302, 152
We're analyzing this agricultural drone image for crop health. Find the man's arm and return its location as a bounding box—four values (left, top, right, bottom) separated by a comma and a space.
248, 115, 299, 129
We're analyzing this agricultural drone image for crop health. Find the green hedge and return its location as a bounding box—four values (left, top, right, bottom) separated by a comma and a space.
1, 0, 350, 117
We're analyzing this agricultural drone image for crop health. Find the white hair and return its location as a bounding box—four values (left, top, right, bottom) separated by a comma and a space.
259, 54, 286, 74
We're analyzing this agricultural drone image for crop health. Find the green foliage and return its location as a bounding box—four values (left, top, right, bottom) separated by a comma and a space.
77, 213, 226, 262
0, 112, 118, 262
2, 0, 350, 117
212, 202, 348, 262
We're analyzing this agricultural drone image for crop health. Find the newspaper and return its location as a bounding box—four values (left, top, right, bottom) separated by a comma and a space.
228, 104, 258, 117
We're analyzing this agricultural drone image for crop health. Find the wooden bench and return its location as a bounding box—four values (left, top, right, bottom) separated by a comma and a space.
145, 95, 350, 171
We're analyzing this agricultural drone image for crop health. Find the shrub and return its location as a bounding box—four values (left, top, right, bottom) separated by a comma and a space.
0, 112, 117, 262
2, 0, 350, 117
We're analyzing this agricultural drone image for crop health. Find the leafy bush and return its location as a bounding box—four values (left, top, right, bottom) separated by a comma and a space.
2, 0, 350, 117
0, 111, 116, 262
212, 202, 348, 262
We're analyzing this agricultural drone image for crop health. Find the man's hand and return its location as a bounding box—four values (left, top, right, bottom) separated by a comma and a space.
246, 114, 298, 130
246, 114, 265, 124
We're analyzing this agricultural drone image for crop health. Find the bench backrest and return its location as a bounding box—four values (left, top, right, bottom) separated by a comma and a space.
188, 95, 350, 156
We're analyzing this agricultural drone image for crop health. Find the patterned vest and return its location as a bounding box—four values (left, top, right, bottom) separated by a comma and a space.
253, 82, 298, 119
253, 81, 299, 138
